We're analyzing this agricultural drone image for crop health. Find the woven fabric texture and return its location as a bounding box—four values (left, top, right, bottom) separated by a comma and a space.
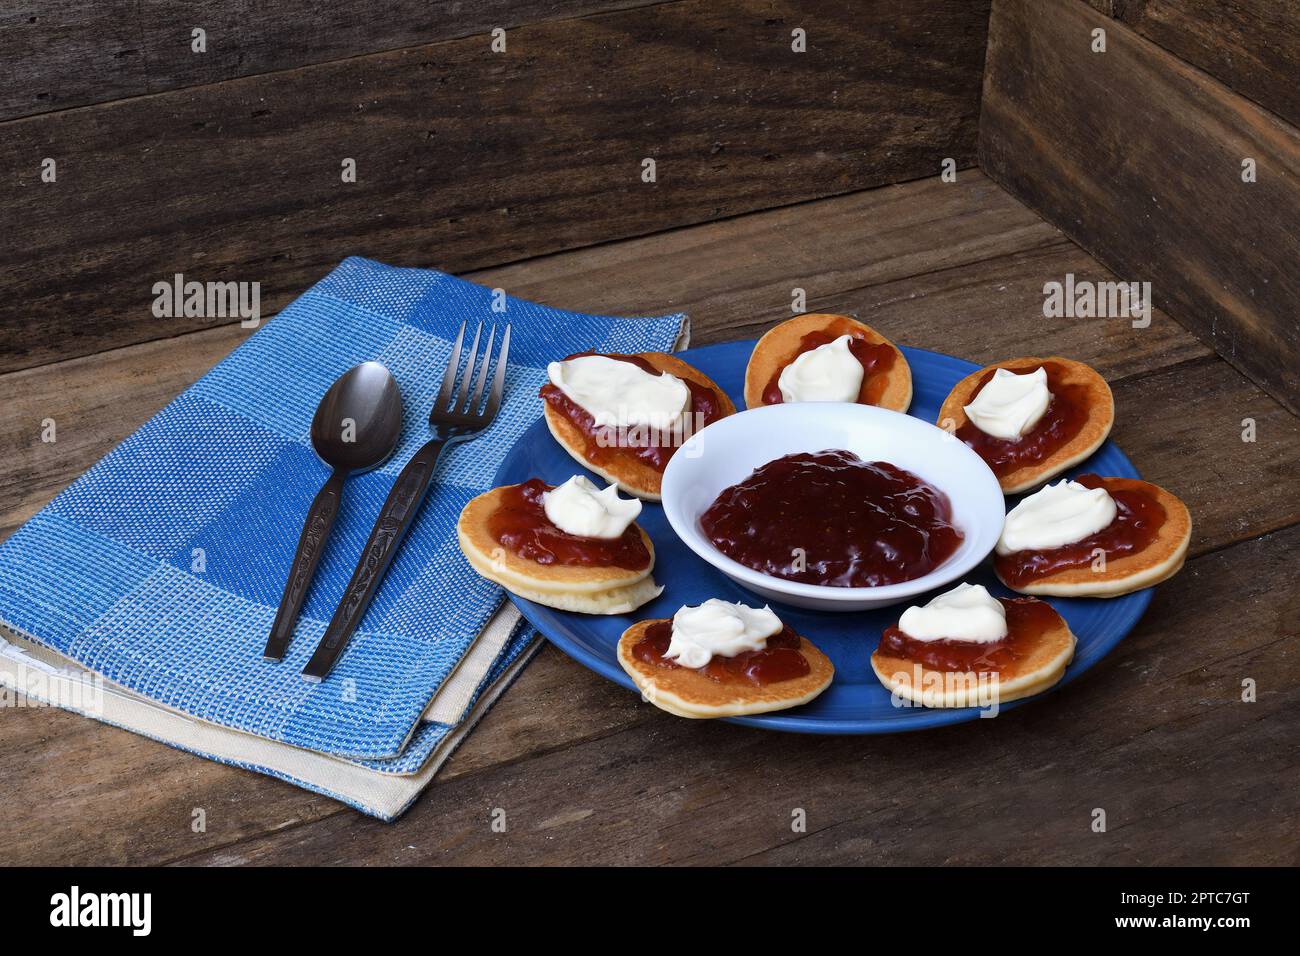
0, 258, 685, 759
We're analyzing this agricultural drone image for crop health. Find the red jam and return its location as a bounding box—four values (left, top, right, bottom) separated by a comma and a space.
487, 478, 651, 570
632, 620, 810, 685
877, 597, 1059, 673
994, 474, 1166, 587
539, 352, 728, 472
956, 360, 1089, 476
761, 317, 897, 405
700, 449, 964, 588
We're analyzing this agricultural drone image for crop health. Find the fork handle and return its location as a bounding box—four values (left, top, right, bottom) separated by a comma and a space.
263, 469, 345, 661
301, 437, 449, 682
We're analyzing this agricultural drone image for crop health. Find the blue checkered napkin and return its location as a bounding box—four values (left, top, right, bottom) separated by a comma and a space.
0, 257, 686, 760
349, 621, 539, 777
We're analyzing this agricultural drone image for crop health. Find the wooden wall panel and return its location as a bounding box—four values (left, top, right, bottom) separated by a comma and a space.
1088, 1, 1300, 129
980, 0, 1300, 414
0, 1, 665, 121
1, 3, 145, 121
0, 0, 991, 372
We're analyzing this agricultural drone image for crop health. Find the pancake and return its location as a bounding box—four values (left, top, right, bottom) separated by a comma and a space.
870, 598, 1076, 708
457, 484, 662, 614
995, 477, 1191, 598
617, 619, 834, 719
743, 313, 912, 412
542, 352, 735, 502
937, 356, 1114, 494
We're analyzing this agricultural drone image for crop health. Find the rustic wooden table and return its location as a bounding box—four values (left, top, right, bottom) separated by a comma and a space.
4, 172, 1297, 865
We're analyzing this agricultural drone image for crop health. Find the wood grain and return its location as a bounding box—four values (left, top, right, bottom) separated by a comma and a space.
1, 175, 1293, 866
166, 525, 1300, 866
1093, 1, 1300, 130
0, 644, 642, 866
0, 2, 144, 122
979, 0, 1300, 415
0, 174, 1209, 542
0, 0, 991, 372
0, 2, 668, 122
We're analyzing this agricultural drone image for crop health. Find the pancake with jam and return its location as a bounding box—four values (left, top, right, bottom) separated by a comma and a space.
937, 356, 1114, 494
617, 602, 834, 719
994, 475, 1191, 598
743, 313, 911, 412
540, 351, 735, 502
457, 478, 662, 614
870, 585, 1076, 708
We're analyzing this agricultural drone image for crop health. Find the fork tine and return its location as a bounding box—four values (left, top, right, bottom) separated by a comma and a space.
435, 321, 467, 411
484, 323, 511, 419
467, 325, 496, 414
451, 321, 483, 412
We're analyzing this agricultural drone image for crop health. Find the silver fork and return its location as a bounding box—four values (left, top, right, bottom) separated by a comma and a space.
302, 321, 511, 682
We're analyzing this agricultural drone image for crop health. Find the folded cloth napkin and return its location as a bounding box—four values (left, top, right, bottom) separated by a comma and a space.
0, 258, 687, 810
0, 624, 540, 821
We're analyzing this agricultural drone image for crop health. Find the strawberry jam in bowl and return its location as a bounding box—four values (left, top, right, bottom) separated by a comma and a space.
661, 402, 1004, 611
700, 450, 964, 588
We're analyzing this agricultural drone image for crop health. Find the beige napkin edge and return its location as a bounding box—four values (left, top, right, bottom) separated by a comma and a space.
421, 603, 520, 724
0, 627, 541, 821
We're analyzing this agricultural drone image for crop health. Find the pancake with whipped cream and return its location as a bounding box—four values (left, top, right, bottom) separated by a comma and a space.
870, 583, 1076, 708
993, 474, 1191, 598
617, 599, 834, 718
937, 356, 1113, 494
541, 352, 735, 501
458, 475, 663, 614
743, 313, 911, 412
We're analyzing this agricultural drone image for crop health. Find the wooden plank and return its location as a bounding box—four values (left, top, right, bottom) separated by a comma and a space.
1104, 358, 1300, 554
0, 643, 641, 866
166, 524, 1300, 865
0, 172, 1064, 539
7, 262, 1280, 561
979, 0, 1300, 415
0, 2, 681, 122
759, 239, 1212, 381
5, 353, 1295, 864
4, 179, 1293, 865
469, 172, 1070, 345
0, 0, 991, 372
1095, 1, 1300, 130
0, 2, 145, 121
9, 346, 1293, 868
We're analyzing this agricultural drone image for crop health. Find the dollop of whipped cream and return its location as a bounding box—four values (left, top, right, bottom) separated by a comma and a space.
664, 599, 783, 669
897, 582, 1008, 644
547, 355, 689, 430
777, 334, 864, 403
996, 479, 1117, 554
542, 475, 642, 539
963, 366, 1052, 440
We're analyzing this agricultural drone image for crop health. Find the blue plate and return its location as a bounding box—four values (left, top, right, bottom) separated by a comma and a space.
495, 340, 1151, 734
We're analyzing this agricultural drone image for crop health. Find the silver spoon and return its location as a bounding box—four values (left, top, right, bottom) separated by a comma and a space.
263, 361, 403, 660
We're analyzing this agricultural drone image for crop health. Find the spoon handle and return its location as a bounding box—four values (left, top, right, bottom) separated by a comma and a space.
301, 437, 448, 682
263, 470, 346, 661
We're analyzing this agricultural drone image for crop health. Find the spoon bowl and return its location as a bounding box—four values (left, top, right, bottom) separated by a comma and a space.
310, 361, 404, 474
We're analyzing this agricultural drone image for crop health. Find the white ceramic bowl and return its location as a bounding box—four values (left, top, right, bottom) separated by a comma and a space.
660, 402, 1004, 611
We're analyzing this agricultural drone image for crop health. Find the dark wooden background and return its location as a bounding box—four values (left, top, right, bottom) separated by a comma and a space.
1, 0, 990, 370
2, 0, 1297, 866
983, 0, 1300, 414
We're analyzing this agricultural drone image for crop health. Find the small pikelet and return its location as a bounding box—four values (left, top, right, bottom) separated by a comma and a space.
458, 484, 662, 614
870, 596, 1077, 708
617, 618, 834, 719
995, 476, 1191, 599
541, 352, 735, 502
743, 313, 912, 412
938, 355, 1114, 494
